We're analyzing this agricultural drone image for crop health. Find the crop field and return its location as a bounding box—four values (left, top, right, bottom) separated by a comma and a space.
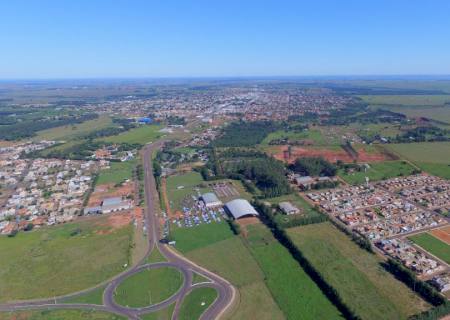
287, 222, 429, 320
185, 236, 284, 320
245, 224, 342, 319
178, 287, 218, 320
0, 310, 125, 320
114, 267, 183, 307
97, 159, 137, 185
170, 221, 234, 253
359, 95, 450, 106
409, 232, 450, 264
0, 215, 133, 302
34, 115, 114, 141
381, 105, 450, 124
338, 160, 417, 185
100, 124, 164, 144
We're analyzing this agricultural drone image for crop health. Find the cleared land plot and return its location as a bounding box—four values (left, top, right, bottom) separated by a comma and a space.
0, 310, 125, 320
245, 224, 342, 320
114, 267, 183, 308
338, 160, 417, 185
170, 221, 234, 253
409, 233, 450, 264
431, 226, 450, 245
0, 216, 132, 302
34, 115, 114, 141
97, 160, 137, 185
179, 287, 218, 320
99, 124, 163, 144
288, 222, 429, 320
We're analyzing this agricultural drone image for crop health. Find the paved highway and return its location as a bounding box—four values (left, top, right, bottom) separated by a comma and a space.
0, 142, 236, 320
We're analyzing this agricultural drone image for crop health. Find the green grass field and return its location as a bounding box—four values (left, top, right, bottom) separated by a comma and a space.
34, 115, 115, 141
359, 95, 450, 106
338, 160, 417, 185
114, 267, 183, 308
170, 222, 234, 253
178, 287, 218, 320
385, 142, 450, 179
0, 310, 125, 320
185, 236, 284, 320
261, 128, 328, 146
97, 159, 137, 185
60, 286, 105, 305
141, 303, 175, 320
265, 193, 323, 225
287, 222, 429, 320
100, 124, 164, 144
166, 172, 210, 211
409, 233, 450, 264
245, 224, 342, 320
0, 216, 132, 302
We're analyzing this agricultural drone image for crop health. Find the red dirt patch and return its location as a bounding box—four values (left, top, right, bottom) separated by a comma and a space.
431, 226, 450, 245
270, 145, 387, 163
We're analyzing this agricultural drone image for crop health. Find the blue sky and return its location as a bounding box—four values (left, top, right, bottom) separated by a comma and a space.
1, 0, 450, 78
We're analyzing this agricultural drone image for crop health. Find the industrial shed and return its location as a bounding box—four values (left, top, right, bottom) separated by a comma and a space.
201, 192, 223, 208
225, 199, 259, 220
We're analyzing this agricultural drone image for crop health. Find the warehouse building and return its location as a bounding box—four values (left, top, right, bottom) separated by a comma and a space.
225, 199, 259, 220
201, 192, 223, 208
279, 201, 300, 215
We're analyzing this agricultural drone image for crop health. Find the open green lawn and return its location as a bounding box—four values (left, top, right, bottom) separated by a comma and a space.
338, 160, 417, 185
0, 310, 125, 320
384, 106, 450, 124
170, 222, 234, 253
185, 236, 284, 320
141, 303, 175, 320
34, 115, 115, 141
385, 142, 450, 179
287, 222, 429, 320
97, 159, 137, 185
245, 224, 342, 320
100, 124, 164, 144
166, 172, 210, 211
261, 128, 329, 146
114, 267, 183, 308
409, 233, 450, 264
0, 216, 132, 302
178, 287, 218, 320
387, 142, 450, 164
60, 286, 105, 305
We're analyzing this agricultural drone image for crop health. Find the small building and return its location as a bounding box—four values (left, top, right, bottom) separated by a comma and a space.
201, 192, 223, 208
102, 197, 123, 207
279, 202, 300, 215
84, 206, 102, 215
101, 197, 131, 213
295, 176, 314, 190
225, 199, 259, 220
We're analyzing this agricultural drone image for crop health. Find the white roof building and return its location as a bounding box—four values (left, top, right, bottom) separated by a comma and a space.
225, 199, 259, 220
201, 192, 223, 208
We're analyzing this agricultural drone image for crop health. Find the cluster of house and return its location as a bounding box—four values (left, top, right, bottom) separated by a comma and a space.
429, 273, 450, 292
378, 175, 450, 213
306, 174, 450, 278
0, 157, 99, 235
93, 145, 135, 162
306, 180, 447, 241
377, 239, 446, 277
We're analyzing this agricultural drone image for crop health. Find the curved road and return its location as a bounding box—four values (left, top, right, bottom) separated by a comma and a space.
0, 142, 236, 320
